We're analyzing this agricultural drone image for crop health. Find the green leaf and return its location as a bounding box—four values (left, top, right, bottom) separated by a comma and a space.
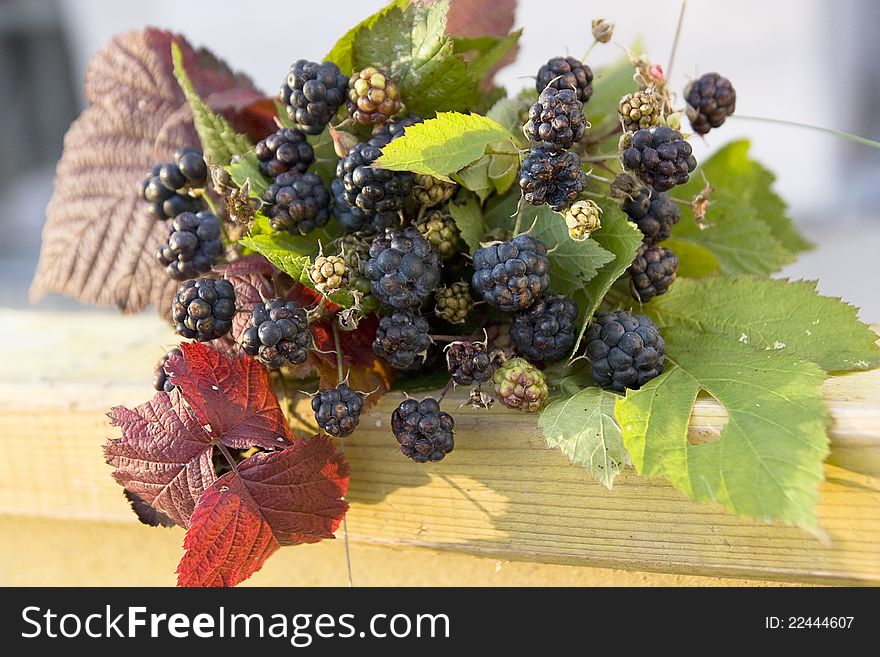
374, 112, 516, 180
645, 276, 880, 372
452, 30, 522, 85
226, 153, 271, 198
486, 96, 528, 145
170, 43, 252, 165
325, 0, 409, 73
487, 146, 518, 195
540, 387, 627, 490
452, 155, 493, 201
662, 239, 720, 278
448, 195, 484, 254
307, 129, 339, 187
570, 203, 643, 355
616, 327, 829, 532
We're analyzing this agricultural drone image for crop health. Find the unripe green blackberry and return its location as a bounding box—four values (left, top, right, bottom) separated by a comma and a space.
415, 209, 461, 259
348, 67, 404, 125
412, 174, 456, 208
337, 233, 373, 295
309, 255, 349, 295
492, 357, 549, 413
618, 90, 664, 132
564, 200, 602, 241
434, 282, 473, 324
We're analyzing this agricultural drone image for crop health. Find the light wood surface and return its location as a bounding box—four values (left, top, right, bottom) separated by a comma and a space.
1, 309, 878, 585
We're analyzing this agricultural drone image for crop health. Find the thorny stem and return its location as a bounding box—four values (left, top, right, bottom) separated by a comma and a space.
730, 115, 880, 149
331, 321, 353, 588
437, 377, 455, 403
666, 0, 688, 81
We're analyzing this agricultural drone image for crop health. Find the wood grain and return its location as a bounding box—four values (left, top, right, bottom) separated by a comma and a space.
1, 309, 878, 584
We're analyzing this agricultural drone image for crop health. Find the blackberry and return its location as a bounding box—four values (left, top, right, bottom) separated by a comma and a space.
156, 211, 223, 280
152, 347, 182, 393
373, 309, 431, 370
391, 397, 455, 463
622, 188, 680, 245
628, 244, 678, 302
311, 383, 365, 438
255, 128, 314, 178
262, 172, 330, 235
535, 56, 594, 104
524, 86, 586, 150
309, 255, 349, 295
281, 60, 349, 135
337, 233, 373, 295
519, 147, 586, 211
483, 321, 516, 358
446, 341, 495, 385
471, 234, 550, 312
364, 227, 441, 309
415, 209, 460, 258
585, 311, 666, 391
685, 72, 736, 135
171, 278, 236, 342
412, 174, 456, 208
370, 113, 422, 143
333, 141, 413, 233
618, 90, 664, 132
240, 298, 312, 368
510, 293, 579, 363
564, 200, 602, 241
492, 357, 549, 413
621, 127, 696, 192
140, 148, 206, 220
347, 67, 404, 125
434, 282, 473, 324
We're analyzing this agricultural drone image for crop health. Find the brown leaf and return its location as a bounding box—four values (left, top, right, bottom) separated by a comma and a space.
447, 0, 519, 85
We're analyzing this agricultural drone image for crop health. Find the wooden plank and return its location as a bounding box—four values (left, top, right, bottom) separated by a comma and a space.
1, 309, 878, 584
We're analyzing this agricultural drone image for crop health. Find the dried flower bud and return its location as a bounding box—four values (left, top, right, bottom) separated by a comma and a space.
591, 19, 614, 43
330, 127, 360, 158
609, 173, 641, 200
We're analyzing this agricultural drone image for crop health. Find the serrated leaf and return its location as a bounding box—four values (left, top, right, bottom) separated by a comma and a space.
617, 327, 829, 532
226, 152, 271, 198
486, 96, 528, 145
448, 195, 484, 254
645, 276, 880, 372
171, 42, 252, 165
487, 147, 518, 195
375, 111, 515, 179
539, 387, 626, 489
452, 154, 493, 201
325, 0, 409, 74
662, 239, 720, 278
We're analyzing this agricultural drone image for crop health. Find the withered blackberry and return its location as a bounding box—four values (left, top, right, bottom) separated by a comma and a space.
446, 341, 496, 385
519, 146, 586, 211
471, 234, 550, 312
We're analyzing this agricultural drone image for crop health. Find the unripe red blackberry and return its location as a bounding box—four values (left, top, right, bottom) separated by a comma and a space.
348, 67, 404, 125
492, 357, 549, 413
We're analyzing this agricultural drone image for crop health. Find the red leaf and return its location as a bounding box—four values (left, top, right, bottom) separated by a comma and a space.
177, 436, 349, 587
166, 342, 293, 450
446, 0, 519, 86
105, 390, 215, 527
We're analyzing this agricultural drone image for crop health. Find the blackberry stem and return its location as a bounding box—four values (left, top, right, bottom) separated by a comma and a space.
729, 115, 880, 149
437, 377, 455, 403
666, 0, 688, 81
331, 322, 345, 384
329, 320, 353, 588
216, 441, 239, 473
429, 334, 469, 342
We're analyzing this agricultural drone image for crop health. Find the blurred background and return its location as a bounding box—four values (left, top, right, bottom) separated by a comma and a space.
0, 0, 878, 317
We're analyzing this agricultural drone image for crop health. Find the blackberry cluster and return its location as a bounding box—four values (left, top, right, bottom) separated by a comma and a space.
391, 397, 455, 463
524, 86, 586, 150
370, 113, 422, 143
415, 209, 460, 258
535, 56, 594, 104
434, 282, 473, 324
311, 384, 364, 437
240, 299, 311, 369
471, 234, 550, 312
622, 188, 680, 245
585, 311, 666, 392
510, 293, 578, 363
347, 67, 403, 125
628, 244, 678, 302
255, 128, 315, 178
262, 172, 330, 235
152, 347, 182, 393
363, 227, 441, 309
372, 309, 431, 370
622, 127, 696, 192
492, 357, 549, 412
519, 147, 586, 210
140, 147, 207, 220
446, 341, 495, 385
412, 174, 456, 208
333, 141, 413, 233
685, 72, 736, 135
156, 211, 223, 281
281, 60, 348, 135
171, 278, 236, 342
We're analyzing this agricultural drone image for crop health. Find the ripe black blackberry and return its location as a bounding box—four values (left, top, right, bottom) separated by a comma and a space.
621, 127, 696, 192
685, 72, 736, 135
622, 188, 680, 245
262, 172, 330, 235
524, 86, 586, 150
281, 60, 349, 135
152, 347, 182, 393
519, 147, 586, 210
373, 309, 431, 370
156, 211, 223, 280
347, 67, 404, 125
255, 128, 314, 178
311, 383, 365, 438
446, 341, 495, 385
370, 113, 422, 143
363, 227, 441, 309
535, 56, 594, 104
585, 311, 666, 392
510, 293, 579, 362
333, 141, 413, 233
628, 244, 678, 302
140, 147, 208, 220
391, 397, 455, 463
471, 234, 550, 312
240, 298, 311, 369
171, 278, 236, 342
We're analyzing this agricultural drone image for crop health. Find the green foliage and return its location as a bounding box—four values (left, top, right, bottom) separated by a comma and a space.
170, 43, 252, 165
486, 96, 528, 146
226, 153, 270, 198
307, 129, 339, 186
662, 240, 720, 278
448, 196, 484, 254
452, 156, 493, 201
